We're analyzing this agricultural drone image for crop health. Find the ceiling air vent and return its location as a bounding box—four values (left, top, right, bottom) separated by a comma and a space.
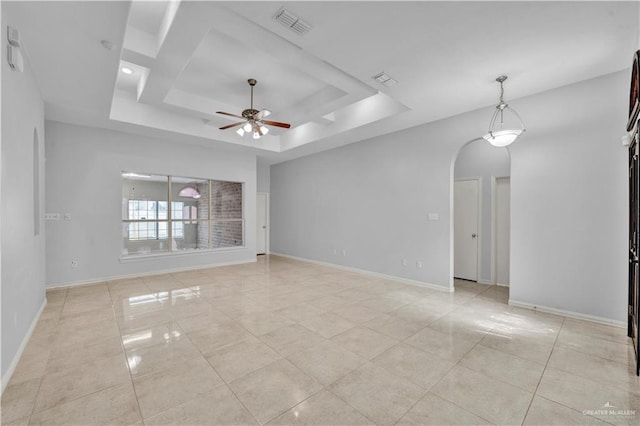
275, 8, 311, 36
372, 72, 398, 87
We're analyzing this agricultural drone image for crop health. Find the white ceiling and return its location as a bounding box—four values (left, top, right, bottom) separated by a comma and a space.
7, 1, 639, 164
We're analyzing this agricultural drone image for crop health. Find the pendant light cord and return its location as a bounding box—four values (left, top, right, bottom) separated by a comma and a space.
485, 75, 526, 137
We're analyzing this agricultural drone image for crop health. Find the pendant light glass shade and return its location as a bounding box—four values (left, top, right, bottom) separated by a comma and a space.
483, 76, 525, 147
483, 129, 522, 147
178, 186, 201, 199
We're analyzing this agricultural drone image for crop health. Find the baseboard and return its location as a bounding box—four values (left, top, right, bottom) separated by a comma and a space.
2, 298, 47, 394
46, 258, 257, 289
509, 299, 626, 328
475, 279, 510, 287
270, 252, 452, 293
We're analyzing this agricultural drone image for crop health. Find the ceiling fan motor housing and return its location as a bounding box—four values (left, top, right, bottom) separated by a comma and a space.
242, 108, 260, 119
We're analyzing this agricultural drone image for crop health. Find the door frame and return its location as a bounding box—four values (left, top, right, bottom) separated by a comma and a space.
454, 177, 482, 283
257, 192, 270, 255
492, 176, 510, 286
628, 126, 639, 376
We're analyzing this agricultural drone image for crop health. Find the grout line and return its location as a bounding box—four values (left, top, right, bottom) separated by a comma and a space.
27, 263, 634, 426
393, 329, 494, 425
26, 289, 69, 419
521, 316, 565, 424
197, 287, 372, 424
108, 283, 146, 425
261, 387, 327, 425
181, 298, 263, 426
29, 297, 128, 419
533, 394, 619, 426
392, 285, 528, 425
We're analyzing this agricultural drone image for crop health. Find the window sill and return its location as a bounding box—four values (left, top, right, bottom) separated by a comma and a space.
119, 246, 247, 263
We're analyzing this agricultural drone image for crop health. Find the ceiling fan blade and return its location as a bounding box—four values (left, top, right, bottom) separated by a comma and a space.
256, 109, 271, 120
262, 120, 291, 129
216, 111, 244, 119
219, 121, 245, 130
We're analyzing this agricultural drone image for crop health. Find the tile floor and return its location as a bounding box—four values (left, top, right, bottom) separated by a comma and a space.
2, 255, 639, 425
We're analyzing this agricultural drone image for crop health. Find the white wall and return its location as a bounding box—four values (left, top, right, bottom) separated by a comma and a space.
271, 70, 628, 323
1, 6, 47, 387
509, 73, 627, 322
257, 159, 271, 193
454, 139, 510, 283
45, 121, 257, 286
271, 116, 469, 289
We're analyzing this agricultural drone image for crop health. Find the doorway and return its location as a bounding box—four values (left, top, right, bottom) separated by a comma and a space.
256, 193, 268, 255
453, 139, 510, 298
454, 178, 480, 281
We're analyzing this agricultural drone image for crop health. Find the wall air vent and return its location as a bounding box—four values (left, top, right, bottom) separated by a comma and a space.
372, 72, 398, 87
275, 8, 311, 36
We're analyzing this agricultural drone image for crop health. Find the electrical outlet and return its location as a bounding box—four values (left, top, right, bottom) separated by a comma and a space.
71, 260, 78, 269
416, 261, 423, 269
401, 259, 408, 267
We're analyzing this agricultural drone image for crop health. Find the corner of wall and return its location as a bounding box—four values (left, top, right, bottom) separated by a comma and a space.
1, 6, 48, 382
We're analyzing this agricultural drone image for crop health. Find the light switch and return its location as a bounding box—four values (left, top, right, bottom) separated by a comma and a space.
428, 213, 439, 221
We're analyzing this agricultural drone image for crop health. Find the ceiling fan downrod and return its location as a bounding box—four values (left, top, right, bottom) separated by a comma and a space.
242, 79, 259, 119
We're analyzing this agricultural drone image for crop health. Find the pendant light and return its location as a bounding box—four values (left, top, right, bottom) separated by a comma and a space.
483, 76, 526, 147
178, 185, 201, 199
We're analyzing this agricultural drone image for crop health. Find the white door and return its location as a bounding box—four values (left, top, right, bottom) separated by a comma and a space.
495, 177, 510, 286
256, 193, 267, 255
454, 179, 479, 281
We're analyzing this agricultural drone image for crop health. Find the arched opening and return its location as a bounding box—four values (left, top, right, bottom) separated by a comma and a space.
452, 138, 510, 302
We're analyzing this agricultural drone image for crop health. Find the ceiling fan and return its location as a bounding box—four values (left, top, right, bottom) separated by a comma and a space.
216, 79, 291, 139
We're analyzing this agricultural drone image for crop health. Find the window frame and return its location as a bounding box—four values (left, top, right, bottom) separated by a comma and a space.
126, 200, 185, 241
121, 174, 244, 258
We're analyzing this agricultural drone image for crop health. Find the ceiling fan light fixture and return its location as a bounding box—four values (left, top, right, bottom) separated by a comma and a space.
483, 75, 525, 147
217, 79, 291, 139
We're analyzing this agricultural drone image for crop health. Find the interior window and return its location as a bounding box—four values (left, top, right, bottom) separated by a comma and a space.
121, 173, 243, 256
